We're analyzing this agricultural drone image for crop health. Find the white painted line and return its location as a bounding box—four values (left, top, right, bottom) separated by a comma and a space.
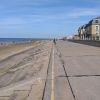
51, 44, 55, 100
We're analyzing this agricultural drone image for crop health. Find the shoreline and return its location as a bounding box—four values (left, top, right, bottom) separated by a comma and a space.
0, 40, 35, 46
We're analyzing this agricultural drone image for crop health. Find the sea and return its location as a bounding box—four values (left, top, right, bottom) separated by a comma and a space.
0, 38, 36, 44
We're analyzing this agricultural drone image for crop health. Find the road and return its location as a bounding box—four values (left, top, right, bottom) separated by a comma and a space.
0, 40, 100, 100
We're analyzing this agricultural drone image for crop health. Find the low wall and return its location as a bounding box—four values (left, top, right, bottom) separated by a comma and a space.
68, 40, 100, 47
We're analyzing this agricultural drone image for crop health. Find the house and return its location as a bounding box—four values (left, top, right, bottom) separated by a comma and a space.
73, 34, 80, 40
78, 17, 100, 40
78, 25, 86, 40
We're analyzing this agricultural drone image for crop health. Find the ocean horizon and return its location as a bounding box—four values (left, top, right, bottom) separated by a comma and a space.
0, 38, 51, 43
0, 38, 36, 43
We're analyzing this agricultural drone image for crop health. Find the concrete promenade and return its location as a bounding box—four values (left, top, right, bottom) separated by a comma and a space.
55, 40, 100, 100
43, 40, 100, 100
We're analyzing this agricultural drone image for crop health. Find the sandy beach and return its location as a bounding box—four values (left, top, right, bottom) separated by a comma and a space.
0, 40, 52, 100
0, 41, 41, 61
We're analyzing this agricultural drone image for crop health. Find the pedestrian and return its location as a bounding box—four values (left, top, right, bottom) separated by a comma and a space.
53, 39, 56, 44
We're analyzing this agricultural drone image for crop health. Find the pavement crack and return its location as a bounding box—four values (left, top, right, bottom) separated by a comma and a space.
65, 55, 100, 58
57, 75, 100, 78
69, 75, 100, 77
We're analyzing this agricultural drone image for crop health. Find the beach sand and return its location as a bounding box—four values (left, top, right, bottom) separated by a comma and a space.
0, 40, 52, 100
0, 41, 41, 61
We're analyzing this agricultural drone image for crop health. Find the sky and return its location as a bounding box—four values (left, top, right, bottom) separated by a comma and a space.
0, 0, 100, 38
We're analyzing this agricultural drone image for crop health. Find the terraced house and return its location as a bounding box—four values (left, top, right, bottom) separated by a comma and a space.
78, 17, 100, 40
78, 24, 86, 40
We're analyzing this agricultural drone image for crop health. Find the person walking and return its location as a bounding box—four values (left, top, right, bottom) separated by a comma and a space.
53, 39, 56, 44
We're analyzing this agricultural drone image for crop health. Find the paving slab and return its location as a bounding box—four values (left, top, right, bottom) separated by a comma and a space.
63, 56, 100, 76
55, 77, 74, 100
54, 47, 65, 77
69, 77, 100, 100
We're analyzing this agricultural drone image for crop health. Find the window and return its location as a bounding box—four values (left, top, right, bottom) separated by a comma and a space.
95, 20, 99, 23
96, 33, 99, 36
96, 25, 99, 32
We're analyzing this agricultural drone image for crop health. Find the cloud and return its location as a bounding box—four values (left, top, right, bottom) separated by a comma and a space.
67, 8, 100, 18
1, 7, 100, 27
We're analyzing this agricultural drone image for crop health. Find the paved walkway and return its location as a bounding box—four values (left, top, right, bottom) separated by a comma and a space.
43, 40, 100, 100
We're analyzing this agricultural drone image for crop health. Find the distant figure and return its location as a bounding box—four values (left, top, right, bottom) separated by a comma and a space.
53, 39, 56, 44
